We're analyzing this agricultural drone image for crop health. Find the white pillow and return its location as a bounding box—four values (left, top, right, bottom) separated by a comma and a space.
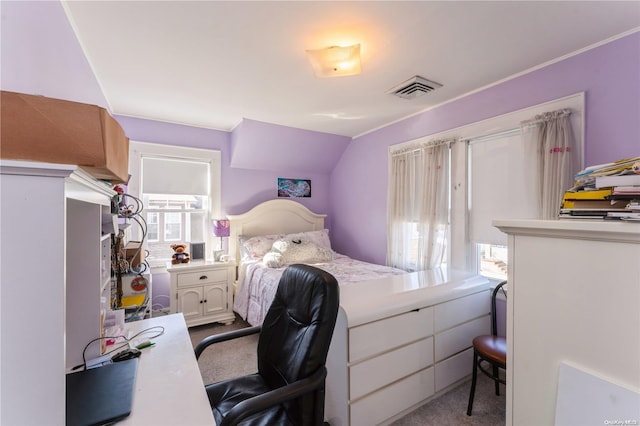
263, 238, 334, 268
239, 233, 283, 261
240, 229, 333, 261
284, 229, 332, 251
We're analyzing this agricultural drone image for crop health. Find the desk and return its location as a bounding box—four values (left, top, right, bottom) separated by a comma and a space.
119, 314, 215, 425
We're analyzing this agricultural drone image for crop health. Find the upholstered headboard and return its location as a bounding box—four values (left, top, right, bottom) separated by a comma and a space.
227, 199, 326, 264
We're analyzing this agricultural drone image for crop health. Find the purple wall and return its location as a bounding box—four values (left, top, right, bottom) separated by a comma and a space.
0, 1, 108, 108
115, 115, 332, 222
330, 33, 640, 264
231, 118, 350, 174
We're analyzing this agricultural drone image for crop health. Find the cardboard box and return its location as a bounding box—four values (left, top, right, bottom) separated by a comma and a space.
0, 90, 130, 183
125, 241, 144, 268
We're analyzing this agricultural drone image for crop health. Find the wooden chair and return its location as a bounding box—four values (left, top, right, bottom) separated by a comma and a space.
467, 280, 507, 416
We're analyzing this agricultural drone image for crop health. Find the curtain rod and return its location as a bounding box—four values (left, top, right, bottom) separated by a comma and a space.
390, 137, 457, 156
521, 108, 572, 127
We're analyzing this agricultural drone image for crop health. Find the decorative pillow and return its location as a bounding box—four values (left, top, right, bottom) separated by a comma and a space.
263, 238, 334, 268
239, 229, 333, 261
239, 233, 283, 261
284, 229, 332, 251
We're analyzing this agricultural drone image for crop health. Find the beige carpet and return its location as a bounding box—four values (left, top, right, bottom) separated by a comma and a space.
189, 314, 505, 425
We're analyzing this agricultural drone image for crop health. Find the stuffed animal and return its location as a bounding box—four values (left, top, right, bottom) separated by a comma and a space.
171, 243, 190, 264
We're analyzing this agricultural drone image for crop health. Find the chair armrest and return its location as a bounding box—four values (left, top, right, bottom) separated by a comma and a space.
194, 325, 261, 359
220, 367, 327, 426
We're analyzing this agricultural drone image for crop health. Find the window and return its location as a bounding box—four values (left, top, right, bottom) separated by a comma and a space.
468, 129, 538, 280
390, 92, 584, 277
465, 96, 583, 278
128, 141, 221, 268
387, 141, 451, 271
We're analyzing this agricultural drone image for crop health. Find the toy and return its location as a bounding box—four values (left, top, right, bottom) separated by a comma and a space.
171, 243, 190, 264
632, 161, 640, 174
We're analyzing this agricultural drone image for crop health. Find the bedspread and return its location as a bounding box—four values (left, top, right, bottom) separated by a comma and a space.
234, 254, 406, 326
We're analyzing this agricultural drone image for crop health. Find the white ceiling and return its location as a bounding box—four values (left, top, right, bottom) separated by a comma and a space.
62, 1, 640, 138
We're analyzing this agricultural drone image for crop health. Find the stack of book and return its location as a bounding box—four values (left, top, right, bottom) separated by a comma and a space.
604, 184, 640, 221
561, 156, 640, 220
560, 188, 628, 219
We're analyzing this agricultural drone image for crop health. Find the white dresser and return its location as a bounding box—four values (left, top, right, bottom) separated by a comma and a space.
167, 261, 236, 327
494, 219, 640, 426
324, 268, 490, 425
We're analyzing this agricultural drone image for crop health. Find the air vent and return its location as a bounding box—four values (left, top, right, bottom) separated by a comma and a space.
387, 75, 443, 99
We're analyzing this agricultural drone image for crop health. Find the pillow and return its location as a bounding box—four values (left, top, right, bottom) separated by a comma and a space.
263, 238, 334, 268
239, 229, 333, 261
239, 233, 283, 261
284, 229, 332, 251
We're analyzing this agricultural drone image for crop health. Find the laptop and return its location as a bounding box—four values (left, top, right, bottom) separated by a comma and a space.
66, 358, 138, 426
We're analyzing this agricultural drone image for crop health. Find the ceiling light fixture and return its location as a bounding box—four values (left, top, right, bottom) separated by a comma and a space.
306, 44, 361, 78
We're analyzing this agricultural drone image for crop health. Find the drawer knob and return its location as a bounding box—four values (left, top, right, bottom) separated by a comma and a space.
199, 275, 208, 280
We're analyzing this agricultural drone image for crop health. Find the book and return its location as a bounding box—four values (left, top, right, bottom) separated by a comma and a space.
606, 211, 640, 219
562, 199, 629, 210
612, 185, 640, 195
595, 174, 640, 189
562, 188, 612, 201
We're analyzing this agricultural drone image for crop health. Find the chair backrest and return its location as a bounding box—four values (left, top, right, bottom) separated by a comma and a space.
491, 280, 507, 336
257, 264, 340, 424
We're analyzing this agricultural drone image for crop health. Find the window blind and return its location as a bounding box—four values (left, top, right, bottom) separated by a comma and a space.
469, 129, 539, 245
142, 156, 210, 195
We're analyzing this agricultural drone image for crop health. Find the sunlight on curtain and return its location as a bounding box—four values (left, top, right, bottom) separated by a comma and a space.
387, 139, 452, 271
521, 109, 577, 219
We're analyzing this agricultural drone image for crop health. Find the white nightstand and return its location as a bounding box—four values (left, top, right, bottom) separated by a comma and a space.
167, 260, 236, 327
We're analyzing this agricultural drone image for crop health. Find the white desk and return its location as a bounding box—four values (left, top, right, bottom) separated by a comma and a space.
118, 314, 215, 425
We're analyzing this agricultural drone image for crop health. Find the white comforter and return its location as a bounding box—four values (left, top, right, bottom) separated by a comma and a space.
234, 254, 406, 326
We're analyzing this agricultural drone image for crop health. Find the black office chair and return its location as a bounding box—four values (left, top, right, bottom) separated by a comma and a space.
194, 264, 339, 426
467, 280, 507, 416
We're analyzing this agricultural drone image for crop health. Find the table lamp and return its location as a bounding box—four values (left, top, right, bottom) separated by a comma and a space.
212, 219, 230, 261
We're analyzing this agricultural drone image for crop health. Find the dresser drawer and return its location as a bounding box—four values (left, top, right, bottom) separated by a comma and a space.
176, 268, 228, 287
435, 347, 474, 392
435, 315, 489, 362
349, 307, 433, 363
434, 290, 489, 333
350, 336, 433, 401
350, 367, 435, 426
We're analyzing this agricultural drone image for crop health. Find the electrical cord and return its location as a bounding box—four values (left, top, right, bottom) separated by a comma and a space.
75, 325, 165, 371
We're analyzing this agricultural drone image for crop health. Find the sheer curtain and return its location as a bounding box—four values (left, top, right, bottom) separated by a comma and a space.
521, 109, 577, 219
387, 139, 452, 271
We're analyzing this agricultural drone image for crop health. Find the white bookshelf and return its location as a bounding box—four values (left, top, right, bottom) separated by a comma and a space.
0, 160, 115, 425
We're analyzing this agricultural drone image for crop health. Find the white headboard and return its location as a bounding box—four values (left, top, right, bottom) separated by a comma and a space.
227, 199, 326, 263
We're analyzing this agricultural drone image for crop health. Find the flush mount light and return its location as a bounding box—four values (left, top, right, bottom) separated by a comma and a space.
306, 44, 361, 78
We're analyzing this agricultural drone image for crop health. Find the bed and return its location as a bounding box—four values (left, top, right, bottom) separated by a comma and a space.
227, 199, 491, 425
227, 199, 405, 326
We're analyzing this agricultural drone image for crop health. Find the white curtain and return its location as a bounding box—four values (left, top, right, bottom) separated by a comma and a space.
387, 139, 452, 271
521, 109, 577, 219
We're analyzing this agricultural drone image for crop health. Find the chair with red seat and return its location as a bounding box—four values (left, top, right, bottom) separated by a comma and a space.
467, 280, 507, 416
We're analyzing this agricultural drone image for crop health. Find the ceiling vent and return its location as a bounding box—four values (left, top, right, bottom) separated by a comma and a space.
387, 75, 442, 99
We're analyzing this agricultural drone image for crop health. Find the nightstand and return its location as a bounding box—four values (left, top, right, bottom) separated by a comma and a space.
167, 261, 235, 327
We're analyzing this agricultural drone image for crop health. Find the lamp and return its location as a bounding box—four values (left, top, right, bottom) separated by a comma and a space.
306, 44, 361, 78
212, 219, 230, 261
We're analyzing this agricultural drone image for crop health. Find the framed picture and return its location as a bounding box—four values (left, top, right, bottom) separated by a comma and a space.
189, 242, 205, 261
278, 178, 311, 198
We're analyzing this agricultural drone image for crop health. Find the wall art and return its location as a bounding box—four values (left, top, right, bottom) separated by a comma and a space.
277, 178, 311, 198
